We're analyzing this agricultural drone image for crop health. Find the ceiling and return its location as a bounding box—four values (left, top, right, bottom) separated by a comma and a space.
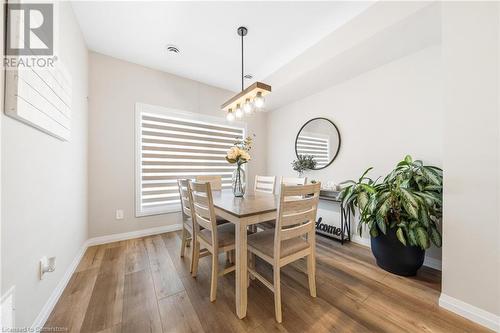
71, 1, 373, 92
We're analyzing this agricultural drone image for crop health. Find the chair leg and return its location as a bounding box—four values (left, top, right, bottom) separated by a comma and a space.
307, 253, 317, 297
181, 227, 189, 258
273, 266, 282, 323
210, 252, 219, 302
189, 235, 195, 273
191, 240, 200, 277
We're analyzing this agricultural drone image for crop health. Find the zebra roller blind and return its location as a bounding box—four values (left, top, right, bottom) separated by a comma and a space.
136, 105, 244, 216
295, 134, 330, 169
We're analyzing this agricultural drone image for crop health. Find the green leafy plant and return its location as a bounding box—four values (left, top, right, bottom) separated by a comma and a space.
340, 155, 443, 249
292, 154, 317, 176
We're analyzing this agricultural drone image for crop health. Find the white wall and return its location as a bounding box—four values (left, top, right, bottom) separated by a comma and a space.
441, 1, 500, 326
266, 45, 443, 262
88, 52, 267, 238
1, 2, 88, 328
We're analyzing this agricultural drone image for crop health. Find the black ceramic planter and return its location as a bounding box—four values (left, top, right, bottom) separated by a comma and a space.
370, 228, 425, 276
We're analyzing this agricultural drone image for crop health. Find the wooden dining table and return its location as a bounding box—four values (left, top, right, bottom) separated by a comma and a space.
212, 189, 278, 319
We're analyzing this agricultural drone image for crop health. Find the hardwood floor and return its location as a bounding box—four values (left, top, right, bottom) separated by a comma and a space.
44, 232, 491, 333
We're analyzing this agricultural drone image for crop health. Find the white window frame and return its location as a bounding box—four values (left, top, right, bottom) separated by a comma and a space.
135, 103, 246, 217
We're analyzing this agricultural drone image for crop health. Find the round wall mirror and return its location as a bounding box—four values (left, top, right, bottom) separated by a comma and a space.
295, 118, 341, 170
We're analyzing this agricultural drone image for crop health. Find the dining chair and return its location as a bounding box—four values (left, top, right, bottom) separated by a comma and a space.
258, 177, 311, 230
177, 179, 196, 270
247, 182, 321, 322
196, 175, 222, 190
254, 175, 277, 194
189, 181, 236, 302
281, 176, 308, 186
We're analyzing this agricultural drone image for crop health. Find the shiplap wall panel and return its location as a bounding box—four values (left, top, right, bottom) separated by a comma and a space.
4, 61, 72, 141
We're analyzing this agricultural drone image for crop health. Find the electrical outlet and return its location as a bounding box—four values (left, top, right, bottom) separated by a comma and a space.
115, 209, 124, 220
40, 256, 56, 280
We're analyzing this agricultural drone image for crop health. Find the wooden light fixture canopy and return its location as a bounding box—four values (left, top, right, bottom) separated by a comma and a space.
221, 82, 271, 112
221, 26, 272, 116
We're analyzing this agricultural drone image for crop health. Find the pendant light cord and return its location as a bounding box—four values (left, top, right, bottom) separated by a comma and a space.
241, 32, 244, 91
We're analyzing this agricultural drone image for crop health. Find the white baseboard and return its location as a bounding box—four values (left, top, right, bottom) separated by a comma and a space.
351, 234, 371, 247
86, 224, 182, 247
423, 256, 441, 270
350, 234, 442, 271
31, 242, 87, 331
439, 293, 500, 332
31, 224, 182, 330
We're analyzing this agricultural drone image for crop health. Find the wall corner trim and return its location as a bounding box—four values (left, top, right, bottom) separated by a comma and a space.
439, 293, 500, 332
31, 223, 182, 330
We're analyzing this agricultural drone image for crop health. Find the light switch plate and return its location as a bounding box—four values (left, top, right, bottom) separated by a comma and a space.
115, 209, 124, 220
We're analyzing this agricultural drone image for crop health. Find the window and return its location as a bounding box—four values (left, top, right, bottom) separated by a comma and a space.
136, 104, 245, 216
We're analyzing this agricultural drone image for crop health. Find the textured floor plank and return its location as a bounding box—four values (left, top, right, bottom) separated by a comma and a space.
158, 291, 204, 333
44, 268, 99, 332
161, 232, 193, 278
121, 269, 162, 333
145, 235, 185, 298
45, 231, 493, 333
80, 246, 126, 332
124, 238, 149, 274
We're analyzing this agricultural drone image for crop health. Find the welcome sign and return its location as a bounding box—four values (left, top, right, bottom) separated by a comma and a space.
315, 198, 349, 241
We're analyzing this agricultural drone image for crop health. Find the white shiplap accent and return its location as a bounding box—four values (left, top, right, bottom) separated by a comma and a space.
5, 61, 72, 141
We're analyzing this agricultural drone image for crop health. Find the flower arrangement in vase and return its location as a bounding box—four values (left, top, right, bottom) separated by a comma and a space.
225, 135, 254, 197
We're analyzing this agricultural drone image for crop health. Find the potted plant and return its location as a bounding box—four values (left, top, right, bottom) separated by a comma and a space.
291, 154, 317, 177
341, 155, 443, 276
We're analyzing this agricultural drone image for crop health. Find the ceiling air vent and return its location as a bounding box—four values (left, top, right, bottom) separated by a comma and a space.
166, 45, 180, 54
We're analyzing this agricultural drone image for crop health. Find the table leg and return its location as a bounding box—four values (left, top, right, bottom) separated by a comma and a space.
235, 221, 248, 319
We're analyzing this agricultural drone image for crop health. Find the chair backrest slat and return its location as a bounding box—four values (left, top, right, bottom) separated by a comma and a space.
281, 209, 316, 227
196, 175, 222, 190
177, 179, 192, 218
281, 176, 307, 186
274, 183, 320, 259
193, 202, 211, 220
280, 222, 315, 241
188, 181, 218, 246
282, 183, 318, 196
282, 196, 317, 213
254, 175, 276, 194
195, 214, 212, 230
192, 191, 210, 207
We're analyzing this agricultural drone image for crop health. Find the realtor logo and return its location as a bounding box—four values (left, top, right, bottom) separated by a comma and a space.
6, 3, 53, 56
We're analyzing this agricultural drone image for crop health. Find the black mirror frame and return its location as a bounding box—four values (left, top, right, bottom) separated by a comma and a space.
294, 117, 341, 170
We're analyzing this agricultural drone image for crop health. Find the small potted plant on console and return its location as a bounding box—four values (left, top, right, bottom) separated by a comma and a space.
291, 154, 317, 177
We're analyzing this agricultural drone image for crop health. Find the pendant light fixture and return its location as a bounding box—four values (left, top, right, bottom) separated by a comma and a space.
222, 26, 271, 121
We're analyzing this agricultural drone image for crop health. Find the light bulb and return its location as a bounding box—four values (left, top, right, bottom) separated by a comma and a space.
254, 92, 265, 109
243, 98, 253, 113
226, 109, 235, 121
235, 104, 243, 118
